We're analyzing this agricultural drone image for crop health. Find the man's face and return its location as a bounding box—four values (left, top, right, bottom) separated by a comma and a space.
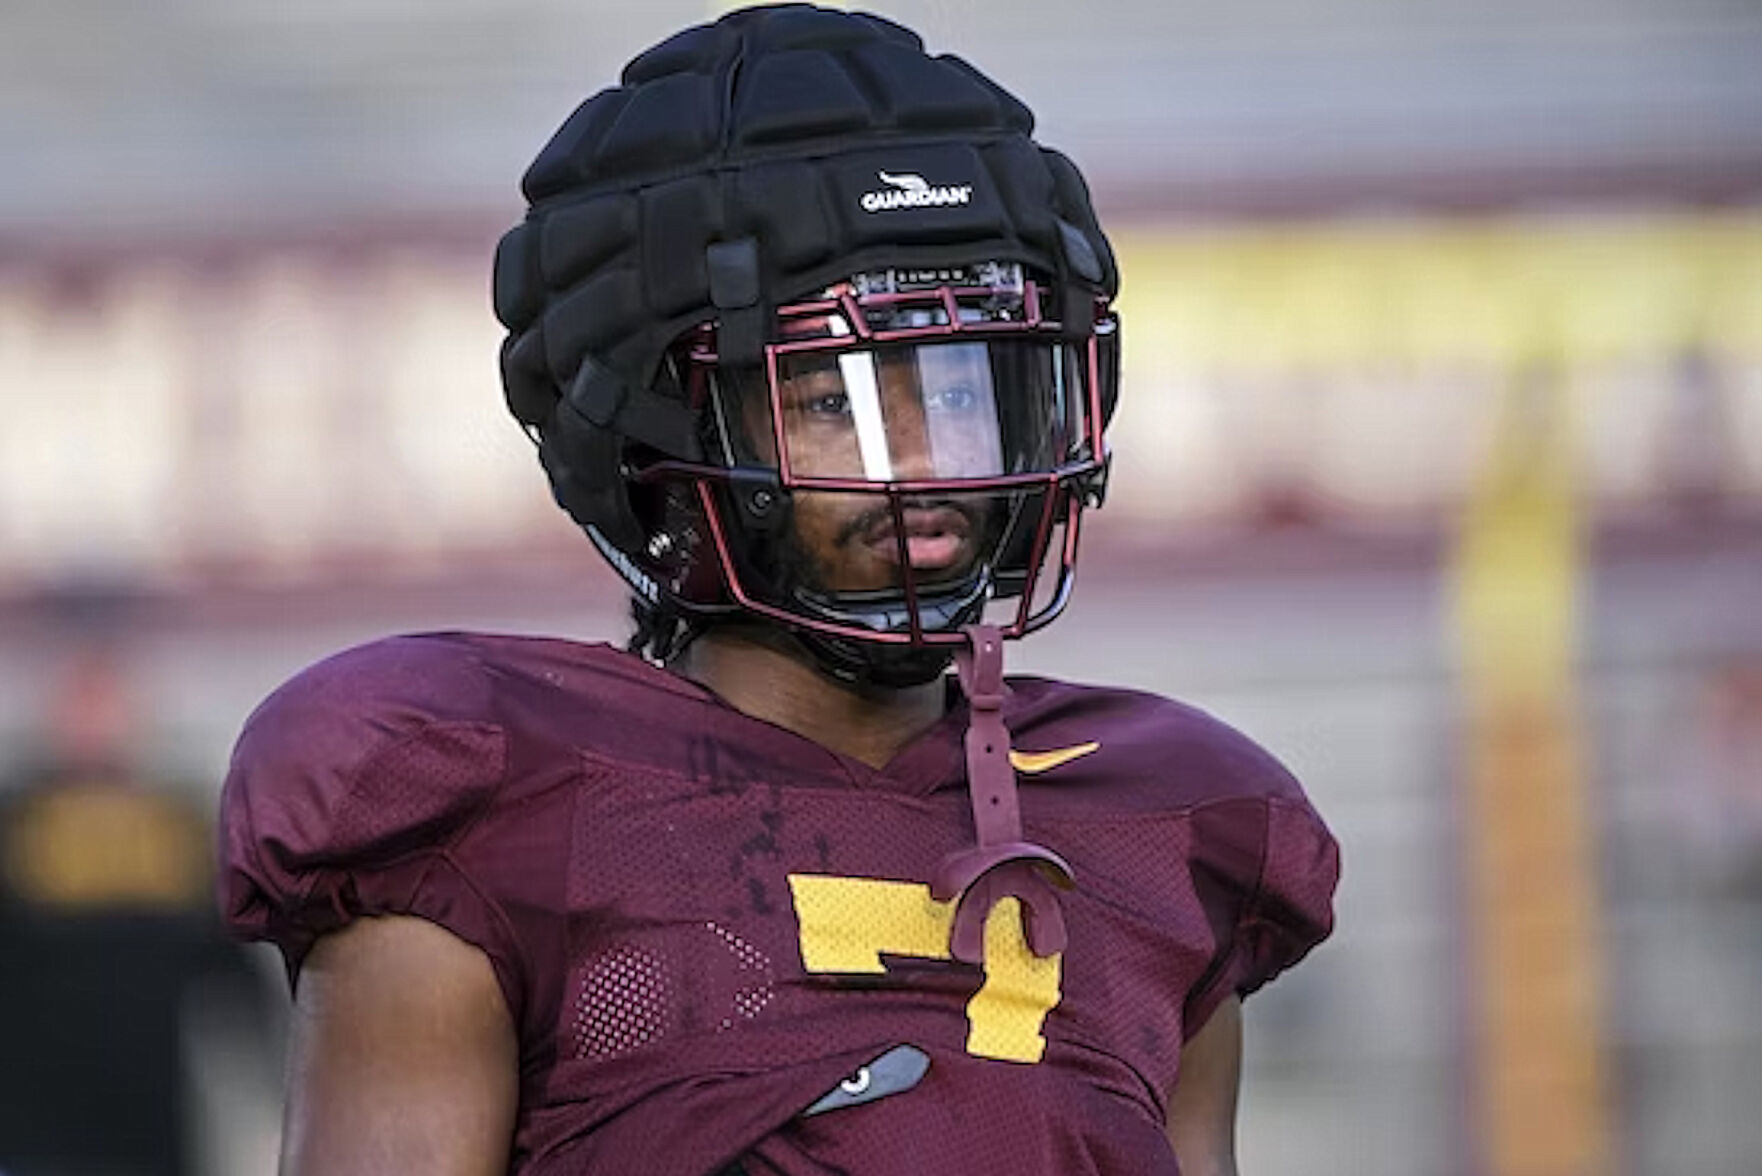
748, 342, 1006, 594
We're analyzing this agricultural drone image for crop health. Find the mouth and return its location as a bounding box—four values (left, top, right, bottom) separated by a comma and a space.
860, 504, 974, 570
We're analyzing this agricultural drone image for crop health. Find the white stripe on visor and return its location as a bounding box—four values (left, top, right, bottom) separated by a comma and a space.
836, 351, 894, 482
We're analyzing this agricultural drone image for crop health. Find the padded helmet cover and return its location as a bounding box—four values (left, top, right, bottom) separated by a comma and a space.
493, 2, 1118, 610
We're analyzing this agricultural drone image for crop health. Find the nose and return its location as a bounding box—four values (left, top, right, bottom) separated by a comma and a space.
880, 365, 935, 481
888, 416, 935, 480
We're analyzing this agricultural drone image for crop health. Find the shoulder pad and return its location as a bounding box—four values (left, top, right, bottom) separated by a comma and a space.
218, 635, 507, 960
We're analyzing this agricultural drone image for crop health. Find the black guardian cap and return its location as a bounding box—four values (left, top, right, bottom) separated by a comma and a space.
494, 3, 1119, 684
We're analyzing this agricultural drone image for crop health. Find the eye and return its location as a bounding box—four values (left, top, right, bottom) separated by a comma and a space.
927, 385, 979, 413
783, 367, 852, 419
804, 391, 850, 416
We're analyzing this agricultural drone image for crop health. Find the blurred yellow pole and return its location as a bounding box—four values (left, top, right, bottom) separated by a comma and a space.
1450, 352, 1616, 1176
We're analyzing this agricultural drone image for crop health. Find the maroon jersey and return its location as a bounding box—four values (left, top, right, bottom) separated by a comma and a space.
219, 633, 1337, 1174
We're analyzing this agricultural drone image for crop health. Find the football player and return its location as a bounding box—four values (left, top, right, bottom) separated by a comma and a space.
218, 5, 1339, 1174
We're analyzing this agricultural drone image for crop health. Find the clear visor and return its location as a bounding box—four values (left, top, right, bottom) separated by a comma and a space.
762, 338, 1090, 485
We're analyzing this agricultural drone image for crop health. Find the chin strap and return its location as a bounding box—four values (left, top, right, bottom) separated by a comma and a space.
931, 623, 1075, 965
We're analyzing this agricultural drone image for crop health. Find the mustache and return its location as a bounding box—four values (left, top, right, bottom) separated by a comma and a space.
834, 497, 983, 548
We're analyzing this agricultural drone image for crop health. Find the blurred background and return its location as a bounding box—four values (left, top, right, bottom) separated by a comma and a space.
1, 1, 1759, 1173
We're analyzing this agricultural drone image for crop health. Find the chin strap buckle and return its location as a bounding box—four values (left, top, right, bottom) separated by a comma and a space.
931, 624, 1074, 965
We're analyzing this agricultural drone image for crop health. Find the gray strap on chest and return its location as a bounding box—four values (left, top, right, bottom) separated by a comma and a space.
931, 623, 1074, 965
801, 1044, 931, 1117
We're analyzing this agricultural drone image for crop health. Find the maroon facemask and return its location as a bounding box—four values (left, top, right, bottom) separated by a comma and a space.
625, 263, 1115, 671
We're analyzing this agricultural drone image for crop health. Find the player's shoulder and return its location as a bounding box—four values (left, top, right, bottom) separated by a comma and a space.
219, 631, 638, 970
236, 629, 643, 749
232, 631, 491, 771
242, 630, 485, 726
223, 634, 494, 842
1004, 673, 1309, 810
225, 630, 647, 826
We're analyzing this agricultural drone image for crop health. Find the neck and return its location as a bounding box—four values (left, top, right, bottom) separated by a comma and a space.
670, 626, 948, 769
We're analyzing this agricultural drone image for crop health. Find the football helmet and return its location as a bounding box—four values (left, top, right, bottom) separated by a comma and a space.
493, 4, 1119, 685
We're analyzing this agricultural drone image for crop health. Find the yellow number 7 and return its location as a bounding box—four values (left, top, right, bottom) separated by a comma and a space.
787, 873, 1063, 1064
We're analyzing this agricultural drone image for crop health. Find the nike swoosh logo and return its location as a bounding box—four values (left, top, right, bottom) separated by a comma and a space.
1009, 742, 1101, 774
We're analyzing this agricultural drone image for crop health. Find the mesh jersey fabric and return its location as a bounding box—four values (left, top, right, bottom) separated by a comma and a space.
219, 631, 1338, 1174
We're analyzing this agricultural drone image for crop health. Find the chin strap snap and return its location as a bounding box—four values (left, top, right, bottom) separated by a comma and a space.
931, 624, 1074, 965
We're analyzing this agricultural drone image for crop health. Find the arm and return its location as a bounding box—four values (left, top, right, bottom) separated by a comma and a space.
280, 915, 519, 1176
1165, 995, 1243, 1176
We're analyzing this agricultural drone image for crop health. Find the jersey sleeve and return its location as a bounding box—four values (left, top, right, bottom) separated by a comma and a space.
216, 636, 521, 1005
1180, 747, 1339, 1038
1231, 794, 1338, 995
